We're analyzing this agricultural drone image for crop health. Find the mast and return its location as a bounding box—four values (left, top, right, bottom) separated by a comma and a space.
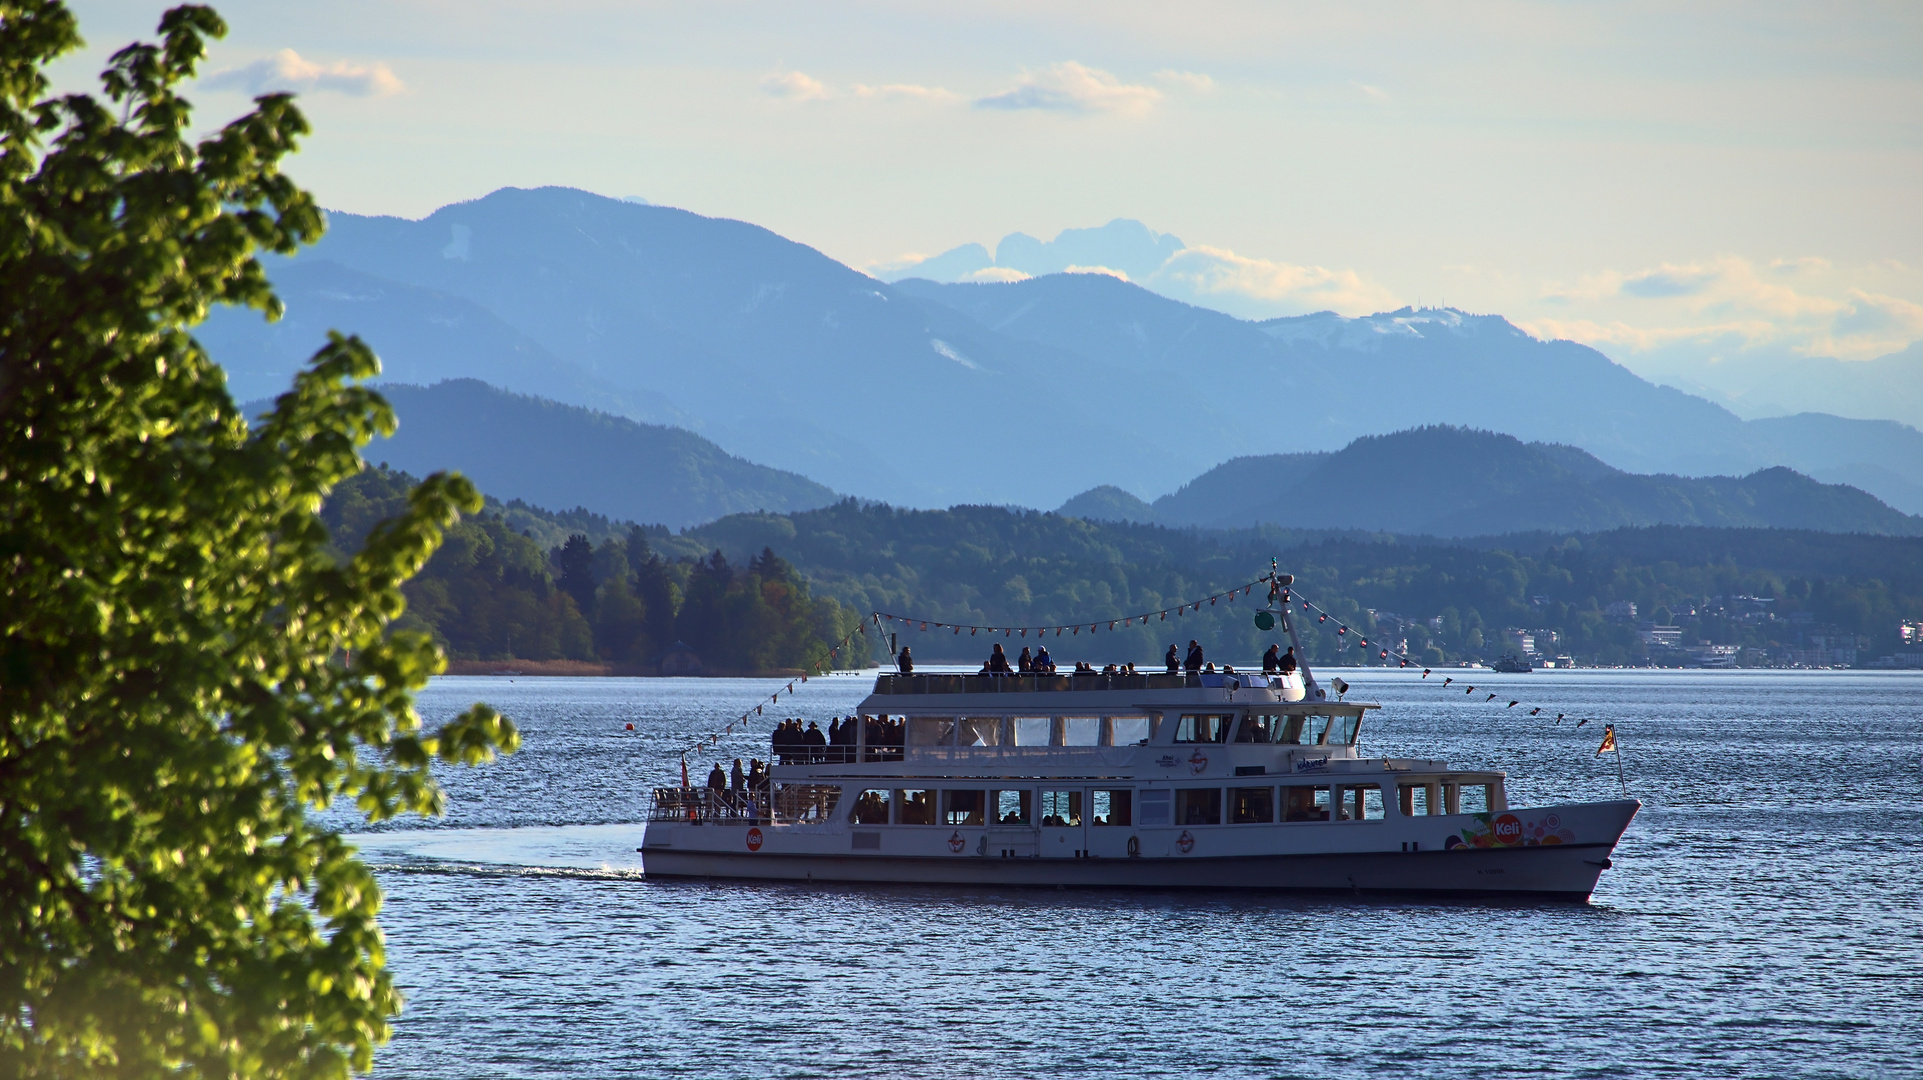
1273, 571, 1326, 702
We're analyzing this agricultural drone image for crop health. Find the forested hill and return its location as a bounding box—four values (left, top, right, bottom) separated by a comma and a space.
322, 466, 860, 671
1063, 427, 1923, 535
684, 501, 1923, 667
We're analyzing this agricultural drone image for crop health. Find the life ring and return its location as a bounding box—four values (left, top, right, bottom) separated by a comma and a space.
1177, 830, 1196, 854
948, 830, 965, 853
1189, 750, 1208, 775
1126, 835, 1141, 858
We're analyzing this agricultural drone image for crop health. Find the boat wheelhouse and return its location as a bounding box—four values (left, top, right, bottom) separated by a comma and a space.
642, 589, 1638, 899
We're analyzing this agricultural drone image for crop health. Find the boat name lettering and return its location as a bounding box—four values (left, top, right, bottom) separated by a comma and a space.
1156, 754, 1179, 768
1294, 756, 1331, 773
745, 827, 763, 852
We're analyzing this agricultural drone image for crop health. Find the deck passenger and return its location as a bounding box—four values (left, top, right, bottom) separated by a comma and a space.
1280, 646, 1298, 675
1185, 640, 1204, 674
803, 721, 827, 762
1017, 646, 1034, 673
1034, 645, 1054, 673
985, 643, 1014, 674
1263, 644, 1281, 674
730, 758, 745, 801
897, 646, 914, 674
1165, 644, 1180, 674
707, 764, 727, 813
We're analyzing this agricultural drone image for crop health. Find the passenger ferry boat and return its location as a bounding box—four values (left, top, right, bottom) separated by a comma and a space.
642, 592, 1639, 899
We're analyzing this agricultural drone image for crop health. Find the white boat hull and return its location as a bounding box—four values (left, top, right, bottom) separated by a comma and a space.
642, 799, 1639, 899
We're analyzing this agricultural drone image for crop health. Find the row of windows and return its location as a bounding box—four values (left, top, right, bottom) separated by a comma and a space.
1171, 713, 1362, 746
845, 782, 1496, 828
878, 712, 1367, 748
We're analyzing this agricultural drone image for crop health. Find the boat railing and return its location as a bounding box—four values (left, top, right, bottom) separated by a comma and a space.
649, 784, 844, 826
876, 672, 1190, 694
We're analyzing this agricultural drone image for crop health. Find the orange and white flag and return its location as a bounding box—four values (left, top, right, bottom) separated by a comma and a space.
1596, 724, 1617, 756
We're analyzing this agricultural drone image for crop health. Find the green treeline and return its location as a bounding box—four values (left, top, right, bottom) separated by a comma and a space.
323, 467, 860, 670
686, 502, 1923, 667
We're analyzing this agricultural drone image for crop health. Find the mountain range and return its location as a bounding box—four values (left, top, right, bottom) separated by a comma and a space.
194, 185, 1923, 517
1057, 426, 1923, 537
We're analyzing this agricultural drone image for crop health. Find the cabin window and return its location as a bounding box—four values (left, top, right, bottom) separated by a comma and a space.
1458, 782, 1497, 814
1174, 714, 1232, 743
774, 784, 841, 823
906, 717, 956, 746
1091, 789, 1132, 826
895, 789, 935, 825
1337, 784, 1385, 821
849, 789, 891, 825
1013, 717, 1051, 746
1234, 714, 1279, 743
1281, 714, 1331, 745
1230, 786, 1275, 824
1282, 785, 1332, 822
1064, 716, 1101, 746
1399, 783, 1439, 817
1177, 788, 1222, 826
1138, 789, 1172, 826
1326, 714, 1361, 745
994, 789, 1033, 826
1109, 716, 1151, 746
942, 789, 986, 826
959, 717, 1002, 747
1041, 790, 1082, 827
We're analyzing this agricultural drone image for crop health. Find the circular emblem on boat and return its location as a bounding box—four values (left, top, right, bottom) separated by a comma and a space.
1177, 830, 1196, 854
1491, 814, 1523, 846
1188, 750, 1208, 775
948, 830, 966, 854
745, 827, 763, 852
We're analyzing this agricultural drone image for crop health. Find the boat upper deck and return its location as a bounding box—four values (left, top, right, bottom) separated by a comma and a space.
860, 670, 1353, 713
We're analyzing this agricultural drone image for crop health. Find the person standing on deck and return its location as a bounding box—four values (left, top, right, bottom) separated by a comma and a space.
1017, 646, 1033, 673
897, 646, 913, 674
1263, 644, 1281, 674
1280, 646, 1298, 675
1165, 644, 1180, 674
803, 721, 827, 762
1185, 640, 1205, 674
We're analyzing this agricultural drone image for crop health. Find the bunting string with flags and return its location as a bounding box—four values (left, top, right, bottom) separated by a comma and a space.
1278, 589, 1615, 737
674, 617, 876, 763
871, 577, 1268, 639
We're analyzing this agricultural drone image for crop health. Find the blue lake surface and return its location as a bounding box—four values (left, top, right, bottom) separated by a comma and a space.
343, 669, 1923, 1079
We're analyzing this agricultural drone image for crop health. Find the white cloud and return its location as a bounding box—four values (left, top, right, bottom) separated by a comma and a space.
975, 62, 1161, 116
1153, 69, 1215, 93
204, 49, 403, 97
1528, 256, 1923, 361
1063, 264, 1130, 281
761, 70, 830, 101
852, 83, 961, 103
964, 267, 1030, 283
1352, 81, 1390, 102
1152, 245, 1399, 317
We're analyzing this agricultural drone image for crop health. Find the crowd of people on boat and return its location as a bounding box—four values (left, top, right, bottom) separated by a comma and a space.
893, 638, 1299, 679
769, 715, 904, 764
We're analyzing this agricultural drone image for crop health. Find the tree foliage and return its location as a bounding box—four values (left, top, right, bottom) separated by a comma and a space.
0, 3, 516, 1076
321, 466, 858, 671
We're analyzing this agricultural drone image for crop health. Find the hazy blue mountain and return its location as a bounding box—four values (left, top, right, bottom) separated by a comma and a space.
197, 258, 691, 426
198, 186, 1923, 516
237, 187, 1214, 508
1741, 413, 1923, 515
896, 276, 1923, 511
1639, 340, 1923, 431
293, 379, 841, 530
1113, 427, 1923, 537
887, 219, 1187, 286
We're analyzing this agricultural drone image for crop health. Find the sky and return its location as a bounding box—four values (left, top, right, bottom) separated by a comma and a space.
51, 0, 1923, 394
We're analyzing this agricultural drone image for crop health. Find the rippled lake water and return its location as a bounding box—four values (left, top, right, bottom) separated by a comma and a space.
342, 670, 1923, 1079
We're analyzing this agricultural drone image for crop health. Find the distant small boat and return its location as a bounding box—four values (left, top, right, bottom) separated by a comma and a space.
1491, 654, 1533, 673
